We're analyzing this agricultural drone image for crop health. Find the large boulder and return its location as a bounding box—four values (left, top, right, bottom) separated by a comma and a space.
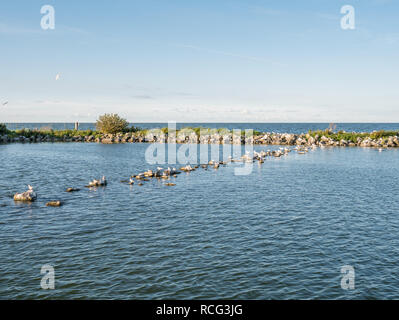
340, 139, 348, 146
46, 201, 62, 207
101, 137, 114, 144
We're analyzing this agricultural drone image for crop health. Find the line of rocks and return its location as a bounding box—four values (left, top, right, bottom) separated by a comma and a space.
1, 132, 399, 148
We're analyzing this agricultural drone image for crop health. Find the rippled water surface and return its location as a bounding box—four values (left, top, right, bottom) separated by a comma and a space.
1, 142, 399, 299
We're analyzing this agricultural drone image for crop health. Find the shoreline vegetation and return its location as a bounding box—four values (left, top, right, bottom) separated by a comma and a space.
2, 124, 399, 148
2, 113, 399, 148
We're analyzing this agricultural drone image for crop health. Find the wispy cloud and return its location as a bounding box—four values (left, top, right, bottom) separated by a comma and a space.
123, 84, 195, 99
381, 33, 399, 44
371, 0, 393, 5
0, 22, 90, 36
315, 12, 340, 21
249, 5, 342, 23
59, 25, 91, 36
131, 95, 153, 100
249, 6, 284, 16
175, 44, 286, 66
0, 23, 40, 35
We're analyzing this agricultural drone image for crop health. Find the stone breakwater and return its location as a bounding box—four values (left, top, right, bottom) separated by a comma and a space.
1, 131, 399, 148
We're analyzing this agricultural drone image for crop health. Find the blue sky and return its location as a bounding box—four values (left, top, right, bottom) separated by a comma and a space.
0, 0, 398, 122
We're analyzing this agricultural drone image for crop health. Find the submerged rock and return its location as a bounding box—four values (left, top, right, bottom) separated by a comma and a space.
46, 201, 62, 207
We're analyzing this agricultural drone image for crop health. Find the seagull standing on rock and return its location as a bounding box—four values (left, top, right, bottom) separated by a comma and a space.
13, 185, 37, 202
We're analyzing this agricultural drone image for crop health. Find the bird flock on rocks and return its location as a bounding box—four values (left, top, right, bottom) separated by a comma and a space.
12, 145, 314, 205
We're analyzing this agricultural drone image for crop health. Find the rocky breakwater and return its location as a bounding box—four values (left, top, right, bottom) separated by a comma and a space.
1, 129, 399, 148
1, 134, 55, 144
0, 132, 141, 144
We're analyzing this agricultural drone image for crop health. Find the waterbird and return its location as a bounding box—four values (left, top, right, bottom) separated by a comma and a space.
144, 169, 154, 177
87, 176, 107, 187
13, 185, 37, 202
28, 185, 36, 196
181, 165, 195, 172
88, 178, 100, 186
2, 101, 8, 106
153, 170, 162, 178
55, 74, 60, 81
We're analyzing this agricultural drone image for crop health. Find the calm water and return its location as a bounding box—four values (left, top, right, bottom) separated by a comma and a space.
1, 142, 399, 299
5, 122, 399, 133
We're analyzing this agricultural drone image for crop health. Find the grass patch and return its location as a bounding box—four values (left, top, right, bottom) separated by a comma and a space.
308, 129, 399, 143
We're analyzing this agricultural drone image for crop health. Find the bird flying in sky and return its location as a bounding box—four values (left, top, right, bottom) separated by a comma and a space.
2, 101, 8, 106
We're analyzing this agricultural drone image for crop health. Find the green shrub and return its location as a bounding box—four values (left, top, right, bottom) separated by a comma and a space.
369, 130, 399, 140
160, 127, 169, 134
96, 114, 129, 134
0, 123, 10, 135
218, 128, 232, 136
126, 126, 141, 133
307, 129, 399, 143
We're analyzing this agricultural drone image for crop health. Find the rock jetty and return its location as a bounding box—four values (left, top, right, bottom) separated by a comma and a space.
1, 128, 399, 148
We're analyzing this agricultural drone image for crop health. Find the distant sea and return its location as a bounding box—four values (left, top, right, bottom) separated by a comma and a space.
4, 123, 399, 133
